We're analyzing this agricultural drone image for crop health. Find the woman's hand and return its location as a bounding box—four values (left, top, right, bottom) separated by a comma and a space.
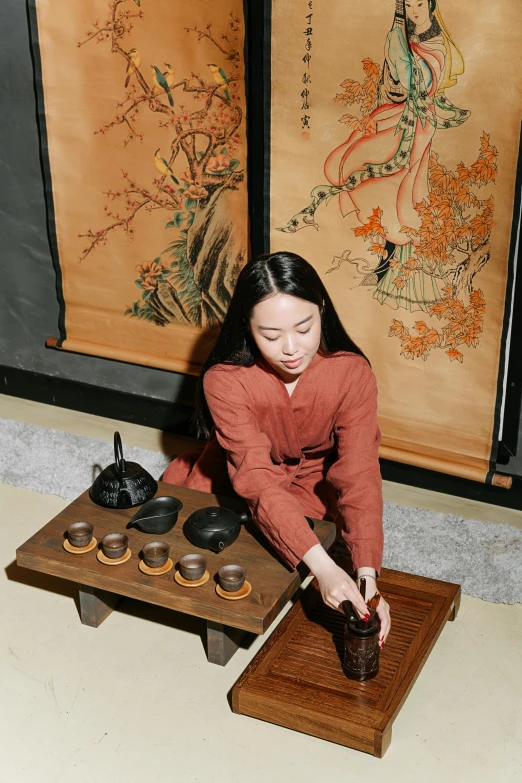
302, 544, 369, 620
375, 596, 391, 647
357, 574, 391, 648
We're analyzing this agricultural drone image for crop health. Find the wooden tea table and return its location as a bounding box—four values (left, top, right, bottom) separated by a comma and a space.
16, 482, 336, 666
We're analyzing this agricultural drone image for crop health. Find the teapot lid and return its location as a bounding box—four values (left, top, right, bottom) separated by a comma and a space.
187, 506, 239, 533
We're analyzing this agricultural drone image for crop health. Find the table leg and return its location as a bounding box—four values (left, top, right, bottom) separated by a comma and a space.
206, 621, 251, 666
79, 584, 123, 627
448, 591, 461, 622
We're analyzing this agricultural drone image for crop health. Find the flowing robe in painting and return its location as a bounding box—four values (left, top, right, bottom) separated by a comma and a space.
324, 26, 470, 312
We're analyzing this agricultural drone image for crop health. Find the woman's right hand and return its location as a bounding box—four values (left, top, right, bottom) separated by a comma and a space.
302, 544, 369, 620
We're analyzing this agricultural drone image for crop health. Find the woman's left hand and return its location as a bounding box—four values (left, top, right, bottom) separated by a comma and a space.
375, 596, 391, 648
358, 577, 391, 647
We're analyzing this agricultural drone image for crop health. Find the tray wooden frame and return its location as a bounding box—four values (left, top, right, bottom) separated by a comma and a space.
231, 568, 461, 757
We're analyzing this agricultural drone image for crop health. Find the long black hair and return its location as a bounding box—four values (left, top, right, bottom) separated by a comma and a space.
193, 251, 369, 438
404, 0, 439, 41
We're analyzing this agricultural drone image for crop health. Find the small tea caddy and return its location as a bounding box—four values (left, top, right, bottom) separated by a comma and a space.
341, 576, 381, 682
342, 606, 381, 681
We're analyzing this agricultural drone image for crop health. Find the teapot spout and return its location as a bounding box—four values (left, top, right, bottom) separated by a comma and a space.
209, 534, 226, 553
126, 519, 138, 530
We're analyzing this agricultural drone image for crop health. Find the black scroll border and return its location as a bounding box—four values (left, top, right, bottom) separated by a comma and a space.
26, 0, 66, 348
244, 0, 271, 256
487, 124, 522, 479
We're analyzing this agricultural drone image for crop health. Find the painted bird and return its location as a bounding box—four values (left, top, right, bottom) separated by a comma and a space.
154, 148, 179, 185
163, 63, 175, 89
124, 48, 141, 89
151, 65, 174, 107
207, 64, 230, 101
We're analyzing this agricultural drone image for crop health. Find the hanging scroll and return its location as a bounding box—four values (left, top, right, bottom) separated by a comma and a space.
30, 0, 248, 375
269, 0, 521, 483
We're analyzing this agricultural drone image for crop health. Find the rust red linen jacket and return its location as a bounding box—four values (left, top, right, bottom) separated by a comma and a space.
163, 351, 384, 572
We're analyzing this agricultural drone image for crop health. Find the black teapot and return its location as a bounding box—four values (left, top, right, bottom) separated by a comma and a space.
90, 432, 158, 509
183, 506, 251, 552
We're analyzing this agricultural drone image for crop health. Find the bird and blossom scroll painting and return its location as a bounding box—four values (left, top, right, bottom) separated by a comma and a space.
31, 0, 248, 375
270, 0, 521, 482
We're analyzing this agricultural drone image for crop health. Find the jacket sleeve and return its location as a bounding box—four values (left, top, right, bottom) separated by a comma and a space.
326, 361, 384, 574
203, 368, 320, 570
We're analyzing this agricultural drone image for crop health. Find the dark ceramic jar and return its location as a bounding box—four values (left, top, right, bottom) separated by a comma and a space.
343, 612, 381, 681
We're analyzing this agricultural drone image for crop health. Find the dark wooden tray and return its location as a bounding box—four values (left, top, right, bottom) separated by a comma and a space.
231, 568, 460, 757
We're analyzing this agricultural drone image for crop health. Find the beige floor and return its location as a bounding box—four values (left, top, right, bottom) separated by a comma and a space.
1, 396, 521, 783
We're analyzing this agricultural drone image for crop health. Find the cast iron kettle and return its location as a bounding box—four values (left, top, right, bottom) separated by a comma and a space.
183, 506, 251, 552
90, 432, 158, 509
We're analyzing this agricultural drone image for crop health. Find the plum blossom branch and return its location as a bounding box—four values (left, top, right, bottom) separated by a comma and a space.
78, 170, 182, 260
185, 15, 241, 62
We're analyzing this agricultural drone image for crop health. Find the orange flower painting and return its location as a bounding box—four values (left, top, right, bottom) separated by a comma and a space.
278, 0, 498, 364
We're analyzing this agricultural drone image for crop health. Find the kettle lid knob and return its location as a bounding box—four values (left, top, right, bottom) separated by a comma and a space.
206, 508, 220, 517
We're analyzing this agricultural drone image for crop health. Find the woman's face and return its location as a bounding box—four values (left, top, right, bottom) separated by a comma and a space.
249, 293, 322, 382
405, 0, 431, 28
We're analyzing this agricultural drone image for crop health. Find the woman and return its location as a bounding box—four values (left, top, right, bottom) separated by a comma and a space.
280, 1, 469, 314
323, 0, 470, 312
323, 0, 470, 313
164, 252, 391, 645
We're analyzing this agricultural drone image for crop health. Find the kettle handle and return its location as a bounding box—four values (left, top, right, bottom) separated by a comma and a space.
114, 432, 125, 485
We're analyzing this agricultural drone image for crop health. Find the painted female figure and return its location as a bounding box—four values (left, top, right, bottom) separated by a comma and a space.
281, 0, 470, 314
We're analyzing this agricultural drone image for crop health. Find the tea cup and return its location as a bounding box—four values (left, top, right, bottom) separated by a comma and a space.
142, 541, 170, 569
179, 553, 207, 581
218, 564, 246, 593
100, 533, 128, 560
67, 521, 94, 548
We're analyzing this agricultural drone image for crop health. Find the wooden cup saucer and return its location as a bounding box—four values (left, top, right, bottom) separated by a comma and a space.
139, 558, 173, 576
216, 581, 252, 601
174, 569, 210, 588
96, 548, 132, 566
63, 537, 97, 555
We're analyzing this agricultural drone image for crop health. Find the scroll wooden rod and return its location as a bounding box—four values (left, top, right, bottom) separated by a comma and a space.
490, 474, 513, 490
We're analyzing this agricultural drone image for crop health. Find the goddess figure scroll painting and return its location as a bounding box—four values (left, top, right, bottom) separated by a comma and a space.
31, 0, 248, 374
271, 0, 521, 481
